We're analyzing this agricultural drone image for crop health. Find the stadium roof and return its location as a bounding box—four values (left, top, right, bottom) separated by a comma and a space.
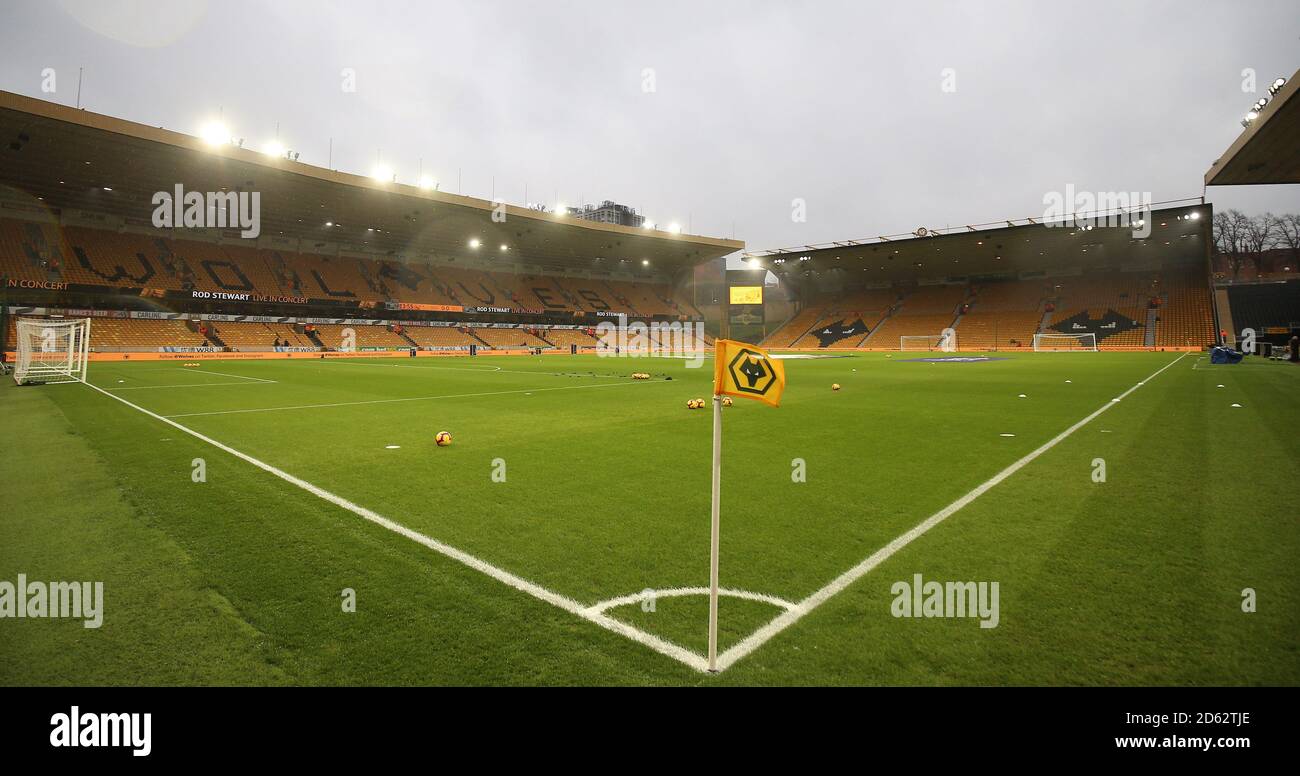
746, 201, 1210, 283
0, 90, 742, 273
1205, 69, 1299, 186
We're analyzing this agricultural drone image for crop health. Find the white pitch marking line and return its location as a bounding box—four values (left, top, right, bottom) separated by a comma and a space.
586, 587, 798, 615
324, 360, 641, 379
80, 380, 710, 673
713, 352, 1188, 672
162, 380, 650, 418
107, 381, 279, 391
176, 367, 277, 383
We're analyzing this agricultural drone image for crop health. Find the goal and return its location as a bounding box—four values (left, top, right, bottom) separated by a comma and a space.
12, 318, 91, 385
900, 332, 957, 352
1033, 332, 1097, 352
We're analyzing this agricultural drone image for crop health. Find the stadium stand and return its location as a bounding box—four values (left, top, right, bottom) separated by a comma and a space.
957, 278, 1049, 350
1044, 271, 1152, 347
308, 324, 410, 350
84, 318, 205, 351
1224, 279, 1300, 338
540, 329, 598, 348
763, 307, 825, 347
864, 284, 966, 346
1154, 266, 1216, 348
0, 217, 696, 318
472, 327, 551, 349
401, 327, 481, 350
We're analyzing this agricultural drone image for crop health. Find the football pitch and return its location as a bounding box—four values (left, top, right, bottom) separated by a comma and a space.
2, 351, 1297, 686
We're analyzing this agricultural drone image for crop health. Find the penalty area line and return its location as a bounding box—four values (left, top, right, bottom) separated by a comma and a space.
714, 352, 1188, 672
80, 379, 711, 673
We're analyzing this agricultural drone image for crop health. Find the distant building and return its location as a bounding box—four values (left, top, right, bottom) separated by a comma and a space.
569, 200, 644, 228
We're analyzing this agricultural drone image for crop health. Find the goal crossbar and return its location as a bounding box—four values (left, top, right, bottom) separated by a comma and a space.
1033, 332, 1098, 352
900, 332, 957, 352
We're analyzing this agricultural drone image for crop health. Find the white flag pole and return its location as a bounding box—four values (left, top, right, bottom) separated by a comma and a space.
707, 393, 723, 671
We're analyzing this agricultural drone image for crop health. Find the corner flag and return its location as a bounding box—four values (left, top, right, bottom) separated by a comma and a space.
705, 340, 785, 671
713, 339, 785, 407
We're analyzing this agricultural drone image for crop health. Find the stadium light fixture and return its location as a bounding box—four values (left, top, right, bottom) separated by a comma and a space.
325, 221, 333, 227
468, 238, 481, 249
555, 203, 567, 216
371, 164, 395, 183
642, 259, 650, 266
263, 140, 286, 159
643, 220, 655, 230
418, 175, 437, 190
499, 244, 509, 252
198, 121, 231, 147
667, 222, 681, 234
1269, 77, 1287, 95
102, 187, 112, 192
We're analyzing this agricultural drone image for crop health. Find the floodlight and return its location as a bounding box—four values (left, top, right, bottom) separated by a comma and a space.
199, 121, 230, 146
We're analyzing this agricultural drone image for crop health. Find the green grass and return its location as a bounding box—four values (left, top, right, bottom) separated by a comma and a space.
1, 351, 1296, 685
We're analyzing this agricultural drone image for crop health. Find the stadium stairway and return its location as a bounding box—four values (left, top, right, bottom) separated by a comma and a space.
1145, 308, 1158, 347
858, 305, 897, 346
1214, 288, 1235, 342
396, 329, 420, 349
1038, 309, 1053, 332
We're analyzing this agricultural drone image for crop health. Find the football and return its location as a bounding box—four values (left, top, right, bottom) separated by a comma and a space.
721, 396, 733, 407
435, 431, 452, 446
832, 383, 841, 391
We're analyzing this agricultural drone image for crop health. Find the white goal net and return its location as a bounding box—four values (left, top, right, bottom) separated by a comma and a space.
13, 318, 91, 385
900, 331, 957, 352
1033, 332, 1097, 352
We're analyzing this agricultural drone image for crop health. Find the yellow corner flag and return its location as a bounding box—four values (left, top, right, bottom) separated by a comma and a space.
713, 339, 786, 408
705, 339, 787, 672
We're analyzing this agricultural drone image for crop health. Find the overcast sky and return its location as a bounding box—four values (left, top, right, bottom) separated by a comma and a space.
1, 0, 1297, 261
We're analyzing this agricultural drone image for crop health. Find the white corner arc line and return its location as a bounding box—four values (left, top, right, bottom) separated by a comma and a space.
586, 587, 798, 615
80, 381, 710, 673
713, 352, 1188, 672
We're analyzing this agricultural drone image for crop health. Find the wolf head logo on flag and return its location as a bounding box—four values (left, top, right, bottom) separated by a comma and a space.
713, 339, 785, 407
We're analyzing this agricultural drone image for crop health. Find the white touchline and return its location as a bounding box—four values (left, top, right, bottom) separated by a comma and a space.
163, 380, 650, 418
81, 380, 711, 673
712, 352, 1188, 672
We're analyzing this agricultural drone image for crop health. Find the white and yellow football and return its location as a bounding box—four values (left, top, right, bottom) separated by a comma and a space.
721, 396, 733, 407
435, 431, 452, 446
832, 383, 841, 391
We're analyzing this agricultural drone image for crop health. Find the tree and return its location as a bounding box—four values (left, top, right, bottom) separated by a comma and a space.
1212, 209, 1250, 278
1272, 213, 1300, 269
1241, 213, 1279, 277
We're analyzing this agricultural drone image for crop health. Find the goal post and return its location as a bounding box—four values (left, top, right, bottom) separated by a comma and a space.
1033, 332, 1097, 352
13, 317, 91, 385
900, 330, 957, 352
